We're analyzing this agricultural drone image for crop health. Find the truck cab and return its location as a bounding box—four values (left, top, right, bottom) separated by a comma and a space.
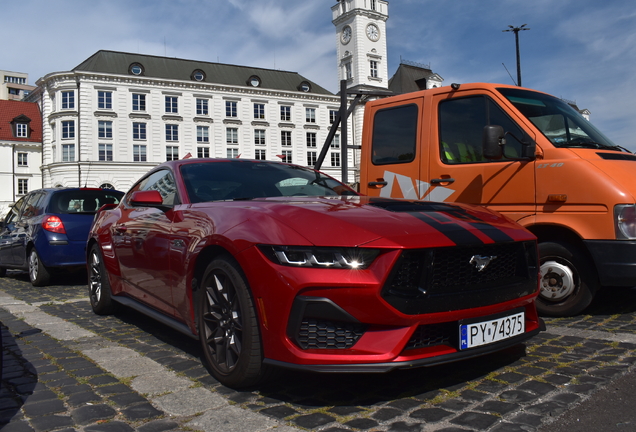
361, 83, 636, 316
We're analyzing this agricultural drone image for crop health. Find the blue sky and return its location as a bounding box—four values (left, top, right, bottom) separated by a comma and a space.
6, 0, 636, 149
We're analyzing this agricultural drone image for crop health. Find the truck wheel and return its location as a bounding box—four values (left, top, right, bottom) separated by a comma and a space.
197, 255, 265, 388
537, 241, 599, 317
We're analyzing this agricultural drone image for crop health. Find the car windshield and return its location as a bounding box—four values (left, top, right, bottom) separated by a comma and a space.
497, 87, 625, 151
181, 160, 358, 203
51, 189, 124, 214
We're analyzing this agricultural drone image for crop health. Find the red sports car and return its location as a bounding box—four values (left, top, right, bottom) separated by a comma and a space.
87, 159, 543, 388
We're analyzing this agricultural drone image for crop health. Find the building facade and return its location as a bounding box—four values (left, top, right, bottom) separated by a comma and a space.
0, 100, 42, 215
29, 51, 354, 191
1, 70, 36, 101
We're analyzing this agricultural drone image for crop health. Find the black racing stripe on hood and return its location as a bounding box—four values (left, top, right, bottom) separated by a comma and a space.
367, 198, 514, 244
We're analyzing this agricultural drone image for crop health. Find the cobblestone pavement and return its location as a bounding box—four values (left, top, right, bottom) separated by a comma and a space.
2, 269, 636, 432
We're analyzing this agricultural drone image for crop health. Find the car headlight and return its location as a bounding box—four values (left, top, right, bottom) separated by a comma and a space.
258, 245, 380, 269
615, 204, 636, 239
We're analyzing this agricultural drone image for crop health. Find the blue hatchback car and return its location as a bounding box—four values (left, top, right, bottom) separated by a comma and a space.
0, 188, 124, 286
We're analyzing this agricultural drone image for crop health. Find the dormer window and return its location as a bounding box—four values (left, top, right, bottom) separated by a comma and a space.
129, 63, 145, 76
11, 115, 31, 138
191, 70, 206, 82
298, 81, 312, 93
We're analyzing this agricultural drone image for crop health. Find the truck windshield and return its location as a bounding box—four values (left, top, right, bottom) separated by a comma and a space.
497, 87, 625, 152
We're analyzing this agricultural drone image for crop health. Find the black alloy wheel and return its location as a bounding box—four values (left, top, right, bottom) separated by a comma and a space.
198, 255, 265, 388
88, 244, 116, 315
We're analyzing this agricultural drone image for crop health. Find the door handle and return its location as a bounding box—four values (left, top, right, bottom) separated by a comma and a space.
430, 178, 455, 185
368, 181, 388, 188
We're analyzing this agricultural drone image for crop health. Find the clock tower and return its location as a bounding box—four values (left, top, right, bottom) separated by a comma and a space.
332, 0, 389, 90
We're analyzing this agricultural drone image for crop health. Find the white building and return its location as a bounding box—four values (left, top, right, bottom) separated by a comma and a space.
0, 100, 42, 216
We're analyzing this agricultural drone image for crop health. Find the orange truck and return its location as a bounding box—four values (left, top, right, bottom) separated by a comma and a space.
360, 82, 636, 317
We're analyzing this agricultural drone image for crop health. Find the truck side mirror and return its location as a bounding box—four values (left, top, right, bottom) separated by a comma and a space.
483, 125, 504, 160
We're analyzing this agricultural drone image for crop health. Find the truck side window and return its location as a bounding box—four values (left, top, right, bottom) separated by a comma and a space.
439, 96, 525, 164
371, 104, 418, 165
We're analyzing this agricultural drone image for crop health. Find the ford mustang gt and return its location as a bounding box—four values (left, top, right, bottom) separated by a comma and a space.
87, 158, 543, 387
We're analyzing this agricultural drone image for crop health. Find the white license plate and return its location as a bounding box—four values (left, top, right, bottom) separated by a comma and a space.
459, 311, 525, 350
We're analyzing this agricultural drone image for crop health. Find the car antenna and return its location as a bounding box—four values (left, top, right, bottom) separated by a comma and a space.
84, 161, 91, 188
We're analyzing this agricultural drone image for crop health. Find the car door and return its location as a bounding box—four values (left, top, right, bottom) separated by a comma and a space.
426, 92, 536, 222
11, 192, 45, 267
112, 169, 178, 315
0, 196, 26, 265
362, 98, 428, 199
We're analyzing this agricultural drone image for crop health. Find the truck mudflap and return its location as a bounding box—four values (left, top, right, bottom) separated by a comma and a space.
584, 240, 636, 286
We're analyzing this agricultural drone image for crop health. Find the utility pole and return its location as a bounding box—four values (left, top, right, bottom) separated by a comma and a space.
503, 24, 530, 87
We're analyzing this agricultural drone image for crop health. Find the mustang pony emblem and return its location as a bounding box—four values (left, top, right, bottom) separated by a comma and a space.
470, 255, 497, 272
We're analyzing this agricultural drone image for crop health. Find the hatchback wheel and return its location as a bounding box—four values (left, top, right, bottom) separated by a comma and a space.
88, 244, 116, 315
28, 248, 50, 287
198, 256, 265, 388
0, 267, 6, 277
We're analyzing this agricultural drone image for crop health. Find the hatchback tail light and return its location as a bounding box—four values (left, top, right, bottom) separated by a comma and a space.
43, 216, 66, 234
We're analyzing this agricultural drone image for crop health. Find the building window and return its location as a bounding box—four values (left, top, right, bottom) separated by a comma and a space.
197, 147, 210, 158
331, 134, 340, 148
255, 149, 266, 160
98, 121, 113, 139
133, 122, 146, 140
227, 148, 239, 158
371, 0, 377, 10
166, 124, 179, 141
281, 130, 292, 147
306, 132, 317, 148
18, 179, 28, 195
370, 60, 378, 78
100, 183, 115, 189
305, 108, 316, 123
331, 152, 341, 167
329, 110, 338, 124
280, 106, 291, 122
62, 91, 74, 109
281, 150, 292, 163
345, 62, 352, 80
254, 103, 265, 119
226, 101, 237, 117
196, 99, 209, 116
62, 120, 75, 139
17, 153, 28, 167
133, 144, 147, 162
307, 151, 317, 166
62, 143, 75, 162
132, 93, 146, 111
98, 91, 112, 110
165, 96, 178, 114
99, 144, 113, 161
226, 128, 238, 145
166, 146, 179, 161
254, 129, 266, 146
197, 126, 209, 143
16, 123, 28, 138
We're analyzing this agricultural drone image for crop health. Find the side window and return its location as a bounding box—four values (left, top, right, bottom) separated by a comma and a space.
371, 104, 418, 165
439, 96, 526, 164
21, 192, 44, 219
130, 170, 178, 206
3, 196, 26, 229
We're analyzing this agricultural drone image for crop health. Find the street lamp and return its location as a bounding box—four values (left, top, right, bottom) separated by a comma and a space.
503, 24, 530, 87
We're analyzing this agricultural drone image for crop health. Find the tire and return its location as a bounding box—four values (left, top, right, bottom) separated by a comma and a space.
537, 241, 599, 317
0, 267, 6, 277
88, 244, 116, 315
28, 248, 51, 287
197, 255, 265, 388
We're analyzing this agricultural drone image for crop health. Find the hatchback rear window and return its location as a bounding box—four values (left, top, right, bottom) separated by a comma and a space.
50, 190, 124, 214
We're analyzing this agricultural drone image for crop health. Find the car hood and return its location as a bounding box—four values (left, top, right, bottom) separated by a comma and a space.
224, 196, 534, 248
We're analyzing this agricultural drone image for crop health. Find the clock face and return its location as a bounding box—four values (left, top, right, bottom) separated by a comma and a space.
341, 25, 352, 44
366, 24, 380, 41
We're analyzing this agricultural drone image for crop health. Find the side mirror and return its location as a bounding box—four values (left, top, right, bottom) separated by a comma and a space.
130, 190, 164, 206
483, 125, 504, 160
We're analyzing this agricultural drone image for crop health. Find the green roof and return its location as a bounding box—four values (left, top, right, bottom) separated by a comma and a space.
73, 50, 333, 95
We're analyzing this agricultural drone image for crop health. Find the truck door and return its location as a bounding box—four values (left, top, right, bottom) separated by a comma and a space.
425, 93, 537, 222
363, 99, 427, 200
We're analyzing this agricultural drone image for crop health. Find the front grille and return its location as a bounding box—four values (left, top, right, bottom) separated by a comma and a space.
297, 319, 366, 350
405, 322, 456, 350
382, 241, 537, 315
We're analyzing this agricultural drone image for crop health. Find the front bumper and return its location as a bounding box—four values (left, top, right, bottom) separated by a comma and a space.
585, 240, 636, 286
